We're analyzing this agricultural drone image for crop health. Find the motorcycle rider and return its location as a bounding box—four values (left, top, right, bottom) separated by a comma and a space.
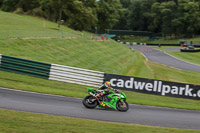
96, 81, 115, 99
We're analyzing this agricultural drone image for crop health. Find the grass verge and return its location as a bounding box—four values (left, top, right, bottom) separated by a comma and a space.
168, 52, 200, 66
0, 109, 199, 133
155, 48, 180, 51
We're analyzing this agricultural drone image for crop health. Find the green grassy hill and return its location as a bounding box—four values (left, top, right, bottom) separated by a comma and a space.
0, 11, 82, 39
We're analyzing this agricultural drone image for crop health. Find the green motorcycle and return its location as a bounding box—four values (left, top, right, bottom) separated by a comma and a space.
82, 88, 129, 112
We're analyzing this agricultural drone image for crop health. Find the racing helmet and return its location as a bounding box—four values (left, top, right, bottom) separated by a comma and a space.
104, 81, 111, 88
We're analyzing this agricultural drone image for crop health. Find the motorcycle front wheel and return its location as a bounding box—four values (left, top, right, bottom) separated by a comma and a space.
82, 95, 98, 109
116, 100, 129, 112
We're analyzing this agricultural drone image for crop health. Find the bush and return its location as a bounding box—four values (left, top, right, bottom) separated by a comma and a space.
13, 8, 24, 15
26, 8, 43, 17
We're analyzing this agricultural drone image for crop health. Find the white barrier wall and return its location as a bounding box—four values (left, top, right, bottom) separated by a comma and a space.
49, 64, 104, 87
0, 54, 2, 64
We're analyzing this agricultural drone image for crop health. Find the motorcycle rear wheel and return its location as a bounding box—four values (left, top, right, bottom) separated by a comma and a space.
116, 100, 129, 112
82, 95, 98, 109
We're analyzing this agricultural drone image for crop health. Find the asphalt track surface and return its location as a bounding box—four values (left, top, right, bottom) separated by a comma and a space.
0, 88, 200, 129
131, 45, 200, 72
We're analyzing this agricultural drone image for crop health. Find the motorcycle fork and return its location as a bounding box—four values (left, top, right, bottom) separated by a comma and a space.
118, 98, 126, 107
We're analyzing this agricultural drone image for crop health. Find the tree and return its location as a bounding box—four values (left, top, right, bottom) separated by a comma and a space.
128, 0, 155, 31
40, 0, 53, 20
17, 0, 39, 12
120, 0, 131, 8
160, 1, 177, 36
112, 0, 131, 30
82, 0, 97, 7
1, 0, 20, 11
112, 8, 129, 30
48, 0, 67, 24
0, 0, 3, 7
96, 0, 123, 31
175, 0, 200, 37
66, 0, 97, 30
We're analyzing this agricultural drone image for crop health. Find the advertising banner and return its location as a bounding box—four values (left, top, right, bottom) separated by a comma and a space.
104, 73, 200, 100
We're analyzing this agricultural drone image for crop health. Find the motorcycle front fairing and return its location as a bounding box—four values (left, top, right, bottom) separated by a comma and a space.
98, 92, 125, 110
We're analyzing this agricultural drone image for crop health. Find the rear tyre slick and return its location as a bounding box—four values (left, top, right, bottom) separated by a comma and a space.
82, 95, 98, 109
